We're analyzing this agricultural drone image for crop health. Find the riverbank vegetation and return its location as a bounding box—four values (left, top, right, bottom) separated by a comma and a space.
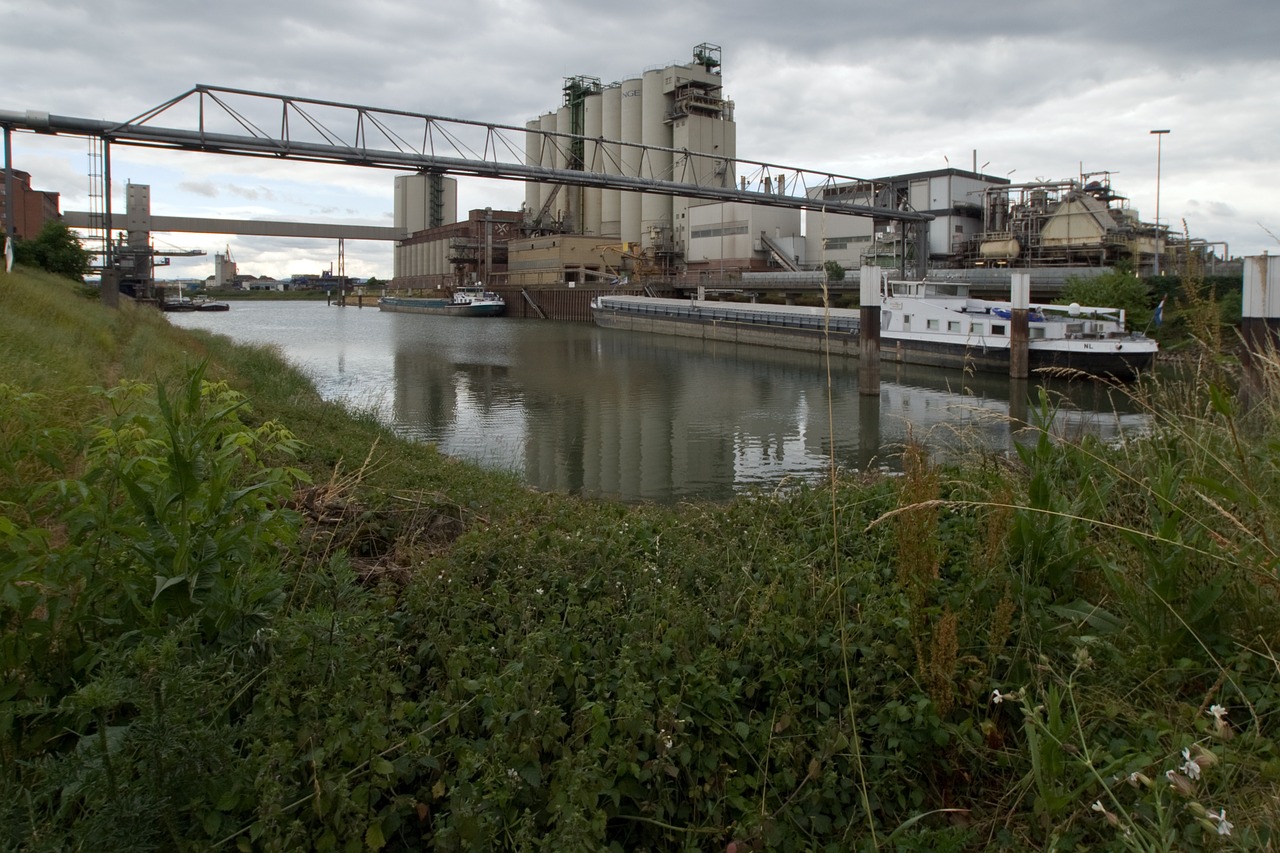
2, 265, 1277, 850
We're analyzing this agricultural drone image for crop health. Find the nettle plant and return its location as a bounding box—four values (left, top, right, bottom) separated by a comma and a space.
1, 363, 307, 759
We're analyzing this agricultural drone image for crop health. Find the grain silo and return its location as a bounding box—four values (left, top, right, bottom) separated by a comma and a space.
526, 44, 735, 261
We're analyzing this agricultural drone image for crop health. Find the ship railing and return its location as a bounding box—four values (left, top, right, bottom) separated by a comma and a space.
600, 298, 860, 334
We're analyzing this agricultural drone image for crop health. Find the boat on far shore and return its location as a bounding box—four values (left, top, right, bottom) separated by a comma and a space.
378, 285, 506, 317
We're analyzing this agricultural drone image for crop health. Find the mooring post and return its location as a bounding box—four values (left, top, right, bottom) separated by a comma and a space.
3, 125, 15, 260
858, 392, 881, 472
1010, 272, 1030, 380
859, 265, 881, 396
1242, 255, 1279, 378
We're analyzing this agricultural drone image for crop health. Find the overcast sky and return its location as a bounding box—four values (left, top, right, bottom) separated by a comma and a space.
3, 0, 1277, 280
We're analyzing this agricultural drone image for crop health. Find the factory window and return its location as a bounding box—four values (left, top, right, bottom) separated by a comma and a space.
927, 319, 940, 331
992, 324, 1006, 336
690, 224, 750, 239
970, 322, 984, 335
947, 321, 961, 332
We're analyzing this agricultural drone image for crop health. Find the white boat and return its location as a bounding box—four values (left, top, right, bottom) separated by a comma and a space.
878, 278, 1157, 378
590, 278, 1158, 379
378, 286, 506, 317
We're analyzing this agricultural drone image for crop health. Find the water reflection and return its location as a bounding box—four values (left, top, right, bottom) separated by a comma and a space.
170, 303, 1147, 503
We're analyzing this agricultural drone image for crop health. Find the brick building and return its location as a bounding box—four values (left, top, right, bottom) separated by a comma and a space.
1, 169, 62, 239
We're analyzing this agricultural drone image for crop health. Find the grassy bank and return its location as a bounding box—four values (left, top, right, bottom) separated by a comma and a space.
2, 266, 1278, 850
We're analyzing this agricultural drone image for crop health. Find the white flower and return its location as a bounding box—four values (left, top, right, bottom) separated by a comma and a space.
536, 587, 544, 595
1181, 747, 1202, 781
1208, 704, 1228, 722
1212, 809, 1233, 836
991, 689, 1004, 705
1091, 800, 1105, 813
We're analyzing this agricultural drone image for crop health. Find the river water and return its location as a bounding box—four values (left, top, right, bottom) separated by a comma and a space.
167, 301, 1146, 503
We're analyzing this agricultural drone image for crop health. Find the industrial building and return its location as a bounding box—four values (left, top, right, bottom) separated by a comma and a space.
0, 169, 60, 240
523, 43, 736, 261
383, 43, 1223, 302
805, 169, 1007, 273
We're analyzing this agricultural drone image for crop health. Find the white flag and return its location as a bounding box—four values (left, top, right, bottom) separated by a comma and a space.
3, 234, 13, 273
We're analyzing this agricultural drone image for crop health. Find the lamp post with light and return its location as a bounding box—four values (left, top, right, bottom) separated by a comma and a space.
1150, 129, 1170, 275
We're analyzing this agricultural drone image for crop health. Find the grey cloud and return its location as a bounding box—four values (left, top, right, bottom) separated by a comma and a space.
179, 181, 219, 197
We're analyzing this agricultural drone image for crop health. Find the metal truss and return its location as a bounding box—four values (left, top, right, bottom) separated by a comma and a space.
2, 86, 931, 223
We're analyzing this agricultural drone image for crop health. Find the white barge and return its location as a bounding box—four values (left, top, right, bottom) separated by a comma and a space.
591, 279, 1158, 379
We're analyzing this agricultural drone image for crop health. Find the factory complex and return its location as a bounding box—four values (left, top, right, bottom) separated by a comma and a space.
389, 43, 1224, 308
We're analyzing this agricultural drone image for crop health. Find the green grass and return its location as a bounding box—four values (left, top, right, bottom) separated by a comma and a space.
2, 264, 1278, 851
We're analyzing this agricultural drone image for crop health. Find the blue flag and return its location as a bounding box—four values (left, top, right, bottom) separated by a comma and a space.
1153, 296, 1166, 327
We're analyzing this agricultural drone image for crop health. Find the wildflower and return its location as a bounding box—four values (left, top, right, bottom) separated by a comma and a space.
1211, 809, 1233, 837
1208, 704, 1234, 740
1165, 769, 1194, 797
991, 689, 1004, 705
1126, 771, 1152, 788
1189, 743, 1219, 769
1091, 800, 1120, 827
536, 587, 544, 595
1181, 747, 1202, 781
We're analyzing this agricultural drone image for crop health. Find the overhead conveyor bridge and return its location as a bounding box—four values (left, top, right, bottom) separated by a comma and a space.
1, 85, 934, 223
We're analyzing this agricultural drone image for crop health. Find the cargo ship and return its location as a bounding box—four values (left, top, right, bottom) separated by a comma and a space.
378, 286, 506, 317
591, 279, 1157, 379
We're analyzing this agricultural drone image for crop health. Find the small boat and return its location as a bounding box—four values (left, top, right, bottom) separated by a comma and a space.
591, 277, 1158, 380
378, 286, 506, 317
162, 294, 229, 312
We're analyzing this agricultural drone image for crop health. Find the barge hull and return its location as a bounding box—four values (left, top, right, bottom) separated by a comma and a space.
593, 305, 1153, 379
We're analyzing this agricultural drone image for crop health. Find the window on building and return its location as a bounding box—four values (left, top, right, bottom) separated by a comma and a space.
947, 321, 961, 332
992, 324, 1006, 335
927, 319, 940, 331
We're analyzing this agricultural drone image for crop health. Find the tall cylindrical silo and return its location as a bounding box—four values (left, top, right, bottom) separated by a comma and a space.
524, 119, 541, 219
619, 75, 643, 246
538, 111, 557, 219
640, 68, 673, 250
601, 84, 622, 238
583, 91, 603, 236
556, 103, 575, 231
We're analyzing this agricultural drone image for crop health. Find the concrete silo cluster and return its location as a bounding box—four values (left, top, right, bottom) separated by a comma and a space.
523, 43, 736, 259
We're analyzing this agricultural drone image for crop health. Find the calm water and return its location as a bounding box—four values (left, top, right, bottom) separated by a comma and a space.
168, 301, 1146, 502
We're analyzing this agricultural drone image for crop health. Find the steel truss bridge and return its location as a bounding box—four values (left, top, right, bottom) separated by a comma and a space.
2, 84, 930, 268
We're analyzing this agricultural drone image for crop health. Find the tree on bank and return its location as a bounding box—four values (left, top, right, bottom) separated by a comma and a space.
1058, 265, 1154, 329
12, 220, 93, 282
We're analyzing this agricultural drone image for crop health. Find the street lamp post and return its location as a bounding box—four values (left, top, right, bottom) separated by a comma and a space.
1150, 129, 1170, 276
